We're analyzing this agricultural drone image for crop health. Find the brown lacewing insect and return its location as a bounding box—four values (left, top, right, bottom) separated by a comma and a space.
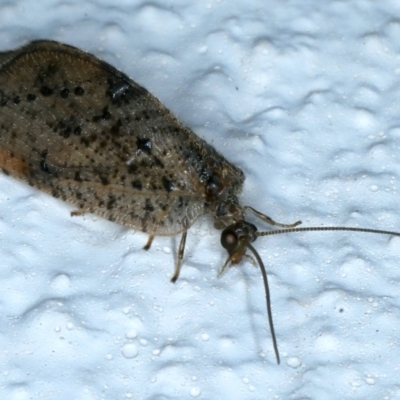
1, 40, 400, 364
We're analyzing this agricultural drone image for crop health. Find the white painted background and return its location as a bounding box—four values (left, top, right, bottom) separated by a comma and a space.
1, 1, 400, 399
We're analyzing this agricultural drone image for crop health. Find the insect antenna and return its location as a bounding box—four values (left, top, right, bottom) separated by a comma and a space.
245, 241, 280, 365
256, 226, 400, 238
249, 224, 400, 365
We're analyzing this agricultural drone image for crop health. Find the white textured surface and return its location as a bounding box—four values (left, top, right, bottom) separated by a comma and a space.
1, 1, 400, 399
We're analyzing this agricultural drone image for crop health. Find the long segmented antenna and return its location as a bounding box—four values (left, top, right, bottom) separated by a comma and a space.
256, 226, 400, 238
254, 224, 400, 364
245, 241, 280, 364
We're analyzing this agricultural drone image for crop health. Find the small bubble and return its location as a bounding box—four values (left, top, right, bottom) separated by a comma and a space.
121, 344, 138, 359
50, 273, 71, 292
201, 333, 210, 341
126, 330, 137, 339
190, 387, 201, 397
286, 357, 302, 368
163, 247, 171, 254
370, 185, 379, 192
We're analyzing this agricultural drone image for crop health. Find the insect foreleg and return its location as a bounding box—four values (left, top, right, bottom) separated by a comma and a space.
71, 210, 89, 217
143, 235, 154, 251
244, 206, 301, 228
171, 230, 188, 283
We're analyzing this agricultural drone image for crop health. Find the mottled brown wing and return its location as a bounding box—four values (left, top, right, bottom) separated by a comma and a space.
0, 40, 243, 235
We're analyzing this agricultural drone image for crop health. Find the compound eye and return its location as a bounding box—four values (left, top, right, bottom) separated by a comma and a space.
220, 227, 238, 255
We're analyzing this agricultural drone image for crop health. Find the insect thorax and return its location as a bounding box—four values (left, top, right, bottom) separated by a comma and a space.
212, 193, 245, 230
197, 156, 245, 230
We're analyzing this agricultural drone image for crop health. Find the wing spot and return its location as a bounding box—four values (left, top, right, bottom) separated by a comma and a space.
40, 86, 54, 96
60, 88, 69, 98
40, 150, 50, 174
107, 196, 116, 210
132, 180, 142, 190
136, 138, 152, 155
162, 177, 175, 193
74, 171, 82, 182
74, 86, 85, 96
100, 176, 110, 185
144, 198, 154, 212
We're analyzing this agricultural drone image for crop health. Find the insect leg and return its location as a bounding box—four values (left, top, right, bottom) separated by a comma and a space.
71, 210, 87, 217
218, 256, 232, 277
143, 235, 154, 250
171, 230, 188, 283
244, 253, 256, 266
244, 206, 301, 228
